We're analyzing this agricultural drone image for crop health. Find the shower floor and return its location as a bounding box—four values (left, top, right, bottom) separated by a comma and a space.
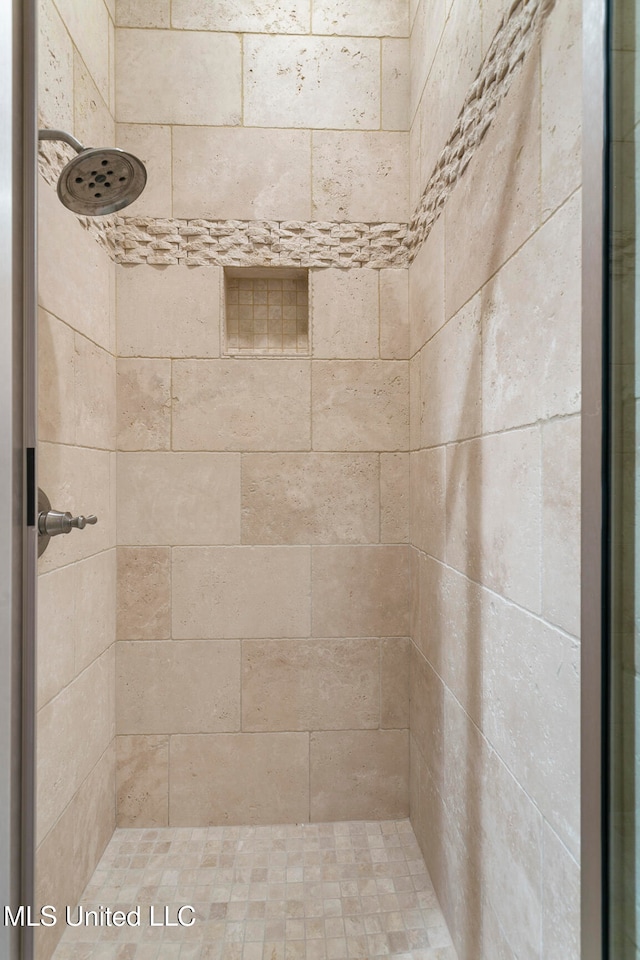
50, 819, 458, 960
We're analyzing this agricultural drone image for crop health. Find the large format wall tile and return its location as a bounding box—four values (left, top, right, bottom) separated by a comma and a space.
409, 218, 445, 354
382, 39, 410, 131
170, 733, 310, 824
39, 0, 74, 131
38, 308, 76, 446
116, 734, 169, 827
172, 546, 311, 639
380, 637, 410, 728
116, 29, 242, 125
37, 565, 76, 710
380, 269, 410, 360
312, 0, 409, 37
74, 334, 116, 451
74, 550, 117, 673
117, 452, 241, 545
380, 452, 410, 543
244, 36, 380, 129
410, 448, 446, 560
170, 0, 311, 32
541, 823, 580, 960
73, 51, 115, 152
241, 453, 379, 544
117, 546, 171, 640
242, 639, 380, 731
117, 358, 172, 451
311, 269, 379, 360
54, 0, 111, 105
116, 124, 173, 218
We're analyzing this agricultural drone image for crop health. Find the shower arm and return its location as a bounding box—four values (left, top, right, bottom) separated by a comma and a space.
38, 128, 86, 154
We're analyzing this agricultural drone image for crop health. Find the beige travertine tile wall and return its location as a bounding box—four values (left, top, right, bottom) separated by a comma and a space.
37, 2, 117, 958
408, 1, 581, 960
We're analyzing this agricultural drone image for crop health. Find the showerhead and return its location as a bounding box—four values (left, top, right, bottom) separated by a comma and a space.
38, 129, 147, 217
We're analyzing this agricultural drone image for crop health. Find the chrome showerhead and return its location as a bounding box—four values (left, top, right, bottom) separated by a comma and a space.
39, 129, 147, 217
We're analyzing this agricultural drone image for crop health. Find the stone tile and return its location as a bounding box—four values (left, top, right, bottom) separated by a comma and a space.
54, 0, 110, 104
38, 0, 74, 131
380, 269, 409, 360
115, 124, 172, 218
380, 452, 410, 543
444, 49, 541, 318
244, 36, 379, 129
410, 646, 445, 790
116, 264, 221, 358
409, 352, 421, 451
116, 0, 170, 27
420, 294, 481, 446
380, 637, 410, 728
445, 429, 542, 612
37, 565, 76, 709
409, 218, 445, 354
312, 361, 409, 452
481, 192, 582, 433
410, 448, 446, 560
542, 416, 581, 636
73, 50, 115, 153
382, 39, 410, 130
116, 29, 242, 125
170, 733, 310, 825
541, 0, 582, 217
38, 308, 76, 446
117, 452, 241, 546
409, 0, 448, 122
312, 0, 409, 36
116, 734, 169, 827
116, 640, 241, 734
312, 132, 409, 222
311, 269, 379, 360
74, 333, 116, 451
172, 546, 311, 639
241, 453, 379, 544
310, 730, 409, 820
242, 638, 380, 732
312, 545, 410, 637
172, 359, 310, 451
75, 549, 117, 673
171, 0, 310, 32
482, 0, 511, 55
542, 824, 580, 960
117, 358, 171, 451
117, 546, 171, 640
173, 127, 311, 221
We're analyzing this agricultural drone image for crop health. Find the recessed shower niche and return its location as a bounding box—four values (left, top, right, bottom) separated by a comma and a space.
223, 267, 310, 356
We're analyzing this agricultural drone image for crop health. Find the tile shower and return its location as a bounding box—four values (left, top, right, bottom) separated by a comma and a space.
35, 1, 582, 959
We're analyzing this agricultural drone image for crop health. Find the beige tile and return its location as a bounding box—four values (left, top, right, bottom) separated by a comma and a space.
38, 0, 74, 131
379, 269, 409, 360
170, 733, 309, 825
409, 217, 445, 354
116, 734, 168, 827
311, 269, 379, 360
74, 333, 116, 451
409, 0, 447, 121
39, 184, 113, 351
116, 0, 170, 27
38, 308, 76, 445
117, 452, 241, 545
542, 824, 580, 960
117, 358, 171, 451
172, 359, 310, 451
409, 645, 444, 788
75, 549, 117, 673
116, 124, 172, 217
312, 360, 408, 452
244, 36, 379, 129
171, 0, 310, 32
445, 429, 542, 612
382, 39, 410, 131
117, 546, 171, 640
38, 442, 113, 572
410, 447, 446, 560
116, 264, 221, 358
35, 744, 115, 960
542, 417, 581, 637
482, 193, 581, 433
380, 637, 410, 728
420, 294, 481, 446
117, 640, 241, 734
37, 566, 76, 709
241, 453, 379, 544
312, 132, 409, 222
409, 106, 422, 211
242, 638, 379, 732
37, 650, 113, 844
312, 545, 410, 637
444, 49, 541, 318
312, 0, 408, 36
173, 127, 311, 221
482, 0, 510, 55
73, 50, 115, 152
310, 730, 408, 820
380, 452, 409, 543
116, 29, 242, 125
409, 352, 421, 450
172, 546, 311, 639
53, 0, 110, 104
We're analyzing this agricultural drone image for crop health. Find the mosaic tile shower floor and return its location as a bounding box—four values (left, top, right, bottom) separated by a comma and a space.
51, 820, 458, 960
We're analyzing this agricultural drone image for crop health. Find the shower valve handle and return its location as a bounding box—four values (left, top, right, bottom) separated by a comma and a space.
38, 508, 98, 537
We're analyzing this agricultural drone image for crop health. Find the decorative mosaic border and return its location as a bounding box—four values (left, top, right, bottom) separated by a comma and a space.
38, 0, 554, 270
